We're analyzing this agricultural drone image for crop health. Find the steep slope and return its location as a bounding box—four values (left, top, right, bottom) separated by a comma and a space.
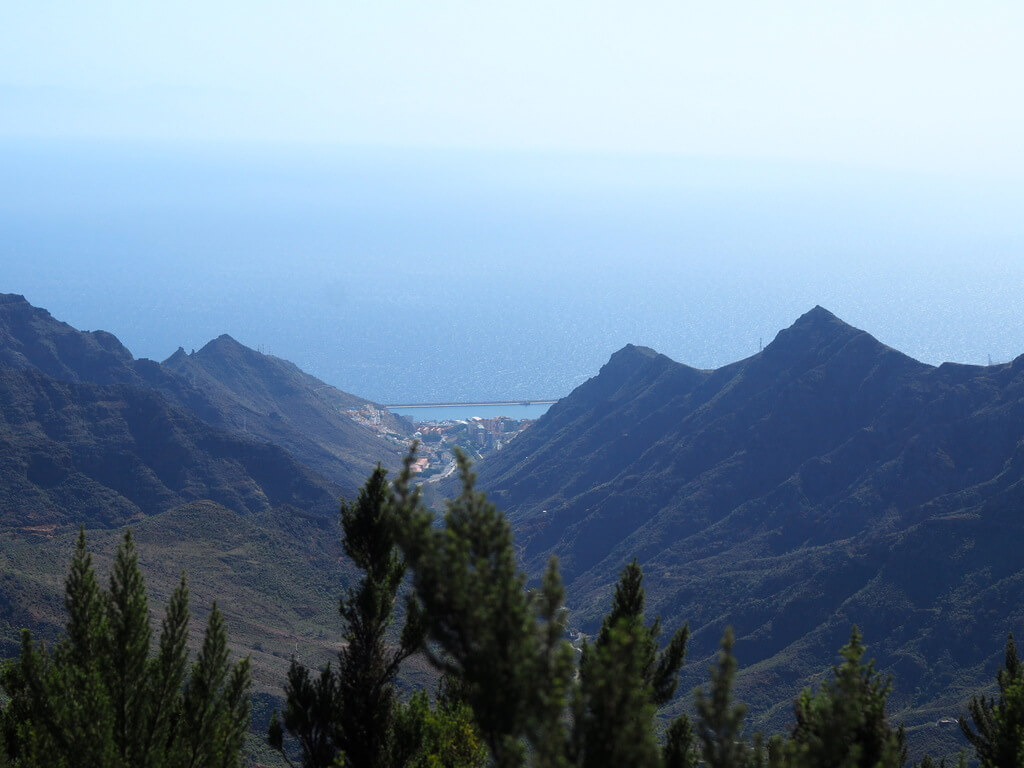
0, 293, 140, 385
473, 306, 1024, 743
0, 293, 409, 496
480, 307, 929, 575
0, 295, 412, 765
0, 295, 421, 766
0, 365, 340, 529
0, 292, 215, 415
163, 335, 409, 492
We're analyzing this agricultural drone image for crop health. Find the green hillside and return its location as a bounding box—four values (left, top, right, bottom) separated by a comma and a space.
470, 307, 1024, 760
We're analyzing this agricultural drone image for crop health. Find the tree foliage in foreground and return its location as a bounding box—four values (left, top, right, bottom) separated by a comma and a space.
393, 448, 690, 768
575, 560, 689, 768
787, 627, 906, 768
3, 451, 1020, 768
386, 449, 957, 768
960, 634, 1024, 768
695, 626, 754, 768
268, 463, 486, 768
283, 449, 1019, 768
0, 529, 251, 768
395, 450, 575, 768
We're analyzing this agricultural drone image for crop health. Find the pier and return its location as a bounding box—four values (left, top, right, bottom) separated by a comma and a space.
384, 399, 559, 409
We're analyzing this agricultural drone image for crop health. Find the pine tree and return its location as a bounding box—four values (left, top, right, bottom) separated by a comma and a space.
337, 465, 425, 768
574, 560, 689, 768
105, 529, 153, 764
663, 714, 701, 768
960, 634, 1024, 768
787, 627, 905, 768
0, 529, 251, 768
393, 449, 573, 768
695, 627, 751, 768
269, 464, 425, 768
1, 529, 119, 768
531, 557, 576, 768
141, 573, 191, 768
180, 603, 252, 768
268, 662, 341, 768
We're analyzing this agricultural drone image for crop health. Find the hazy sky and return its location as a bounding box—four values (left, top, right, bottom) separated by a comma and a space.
4, 1, 1023, 178
3, 3, 1024, 400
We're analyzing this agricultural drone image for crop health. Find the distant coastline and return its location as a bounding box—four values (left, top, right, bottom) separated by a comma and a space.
384, 399, 558, 408
388, 401, 556, 423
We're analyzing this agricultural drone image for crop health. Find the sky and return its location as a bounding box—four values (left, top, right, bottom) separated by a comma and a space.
3, 2, 1024, 402
3, 1, 1024, 178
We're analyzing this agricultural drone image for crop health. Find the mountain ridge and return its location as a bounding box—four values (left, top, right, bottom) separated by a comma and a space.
0, 293, 417, 717
0, 292, 139, 385
0, 364, 341, 530
162, 331, 411, 489
470, 306, 1024, 746
0, 292, 410, 497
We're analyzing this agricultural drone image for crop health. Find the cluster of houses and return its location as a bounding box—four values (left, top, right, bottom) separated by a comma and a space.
410, 416, 536, 476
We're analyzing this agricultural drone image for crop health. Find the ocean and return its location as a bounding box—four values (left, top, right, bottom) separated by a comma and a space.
389, 403, 553, 422
3, 140, 1023, 404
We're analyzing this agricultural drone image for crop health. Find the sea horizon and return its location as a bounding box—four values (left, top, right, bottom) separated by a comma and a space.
4, 140, 1023, 404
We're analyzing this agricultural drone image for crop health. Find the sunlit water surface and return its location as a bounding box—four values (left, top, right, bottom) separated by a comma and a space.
4, 141, 1023, 403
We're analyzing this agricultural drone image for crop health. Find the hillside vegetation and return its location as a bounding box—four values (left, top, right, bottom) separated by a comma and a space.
3, 297, 1023, 764
0, 293, 409, 498
471, 307, 1024, 745
12, 457, 1020, 768
0, 293, 419, 757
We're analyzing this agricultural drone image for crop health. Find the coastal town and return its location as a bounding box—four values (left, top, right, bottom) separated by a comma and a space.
408, 414, 538, 479
345, 404, 538, 481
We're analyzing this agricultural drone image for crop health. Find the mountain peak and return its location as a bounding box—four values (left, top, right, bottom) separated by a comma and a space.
762, 306, 862, 358
0, 293, 135, 383
789, 305, 849, 333
212, 333, 242, 347
610, 344, 659, 362
195, 334, 249, 358
164, 347, 190, 365
600, 344, 673, 378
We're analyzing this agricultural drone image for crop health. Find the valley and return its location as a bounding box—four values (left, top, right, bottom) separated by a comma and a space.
2, 295, 1022, 764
